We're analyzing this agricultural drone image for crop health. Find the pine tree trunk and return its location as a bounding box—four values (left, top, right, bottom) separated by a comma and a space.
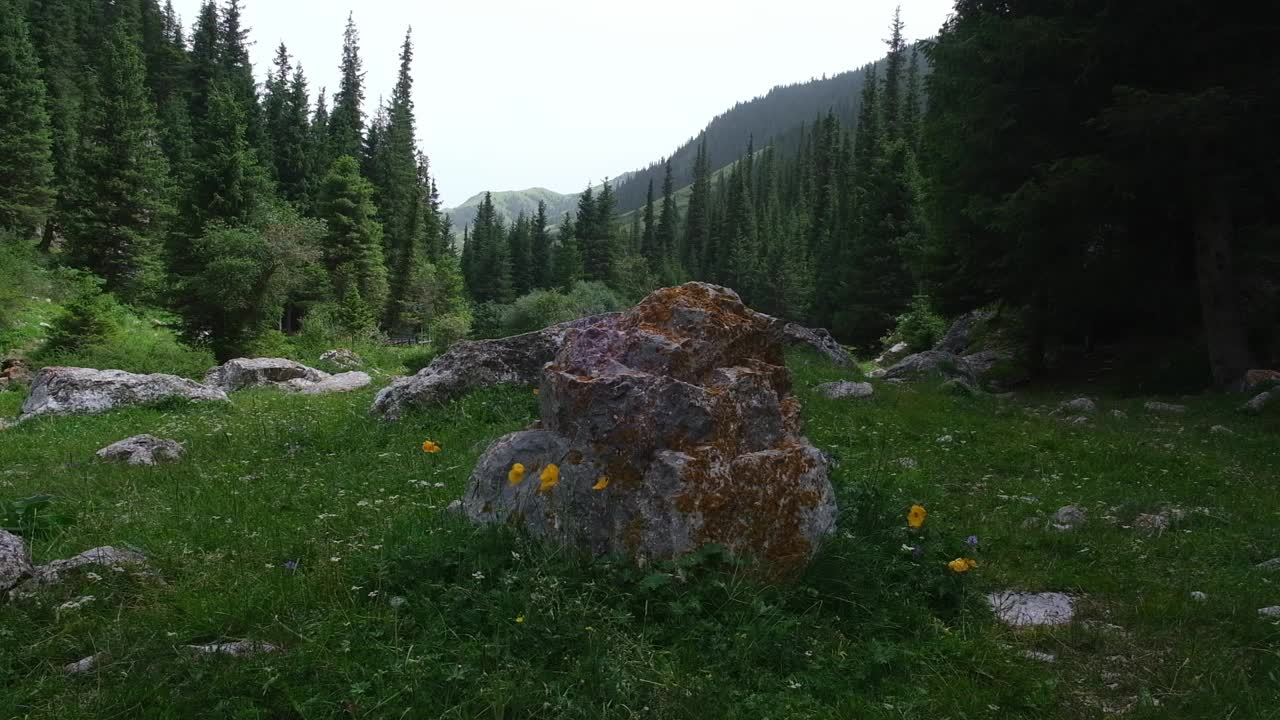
1194, 189, 1255, 389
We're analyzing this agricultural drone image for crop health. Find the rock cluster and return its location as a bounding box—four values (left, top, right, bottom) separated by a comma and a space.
96, 434, 185, 465
460, 284, 837, 575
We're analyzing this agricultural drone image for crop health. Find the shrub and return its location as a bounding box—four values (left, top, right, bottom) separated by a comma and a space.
430, 311, 472, 350
42, 273, 121, 353
496, 282, 627, 337
889, 295, 947, 353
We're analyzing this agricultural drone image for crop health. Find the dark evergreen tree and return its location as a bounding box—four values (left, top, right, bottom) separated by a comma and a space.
63, 8, 172, 299
507, 212, 533, 296
656, 160, 679, 282
328, 14, 365, 164
551, 213, 583, 291
880, 7, 907, 142
681, 137, 711, 276
530, 200, 553, 290
317, 155, 387, 312
640, 177, 658, 271
377, 29, 426, 326
0, 0, 55, 237
187, 0, 221, 131
184, 81, 270, 234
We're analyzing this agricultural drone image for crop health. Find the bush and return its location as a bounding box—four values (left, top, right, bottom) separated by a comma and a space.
35, 308, 215, 379
497, 282, 627, 337
430, 311, 472, 350
42, 273, 121, 353
889, 295, 947, 353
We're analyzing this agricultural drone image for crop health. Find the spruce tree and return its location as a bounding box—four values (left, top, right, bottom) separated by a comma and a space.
328, 14, 365, 164
902, 46, 922, 153
307, 88, 330, 200
530, 200, 553, 290
640, 177, 658, 270
219, 0, 262, 150
378, 28, 425, 327
187, 0, 221, 131
682, 138, 711, 276
318, 155, 387, 314
185, 81, 270, 234
585, 179, 617, 282
881, 7, 907, 142
656, 160, 679, 281
551, 213, 583, 291
0, 0, 55, 237
64, 8, 172, 299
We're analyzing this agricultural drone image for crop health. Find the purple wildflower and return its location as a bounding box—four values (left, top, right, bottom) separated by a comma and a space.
283, 559, 299, 571
911, 545, 924, 559
965, 535, 979, 546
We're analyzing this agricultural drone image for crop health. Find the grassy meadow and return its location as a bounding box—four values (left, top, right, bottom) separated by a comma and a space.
1, 350, 1278, 719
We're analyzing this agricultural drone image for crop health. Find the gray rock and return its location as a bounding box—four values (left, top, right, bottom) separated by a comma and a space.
814, 380, 873, 400
0, 529, 32, 592
1190, 591, 1208, 602
898, 457, 919, 470
1068, 415, 1091, 426
941, 377, 979, 397
1210, 424, 1234, 436
1022, 650, 1057, 663
371, 314, 618, 421
1111, 409, 1128, 420
63, 652, 106, 675
1242, 390, 1275, 413
780, 322, 853, 366
1256, 557, 1280, 571
185, 641, 280, 657
204, 357, 329, 393
881, 351, 976, 383
874, 341, 911, 368
1052, 504, 1088, 531
935, 309, 995, 355
987, 591, 1076, 627
960, 349, 1008, 377
1145, 401, 1187, 414
9, 546, 148, 600
1059, 397, 1098, 414
462, 284, 837, 575
1258, 606, 1280, 618
96, 434, 184, 466
318, 349, 363, 370
281, 371, 371, 395
1132, 512, 1170, 535
19, 367, 227, 420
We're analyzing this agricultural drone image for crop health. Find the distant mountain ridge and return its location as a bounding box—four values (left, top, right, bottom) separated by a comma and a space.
444, 174, 635, 234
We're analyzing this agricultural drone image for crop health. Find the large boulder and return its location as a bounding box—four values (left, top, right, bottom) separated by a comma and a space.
880, 351, 977, 383
370, 314, 619, 420
204, 358, 328, 393
318, 349, 363, 371
874, 341, 911, 368
779, 322, 853, 367
19, 367, 227, 420
462, 283, 837, 576
0, 529, 32, 593
935, 309, 995, 355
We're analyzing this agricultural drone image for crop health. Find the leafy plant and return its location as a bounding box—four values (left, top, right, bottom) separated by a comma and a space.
1, 494, 74, 538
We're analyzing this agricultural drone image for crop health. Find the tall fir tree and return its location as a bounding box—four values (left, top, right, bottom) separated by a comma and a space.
656, 160, 679, 282
318, 155, 387, 314
219, 0, 262, 150
881, 7, 907, 142
551, 213, 583, 291
0, 0, 55, 237
187, 0, 221, 132
507, 212, 533, 296
640, 177, 658, 270
328, 13, 365, 164
529, 199, 553, 290
378, 29, 426, 325
64, 7, 172, 299
682, 137, 711, 276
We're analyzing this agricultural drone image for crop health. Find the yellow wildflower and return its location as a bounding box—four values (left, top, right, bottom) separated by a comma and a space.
508, 463, 526, 485
907, 504, 927, 529
515, 615, 525, 624
592, 476, 610, 491
421, 440, 441, 454
539, 463, 560, 492
947, 558, 978, 574
533, 389, 540, 396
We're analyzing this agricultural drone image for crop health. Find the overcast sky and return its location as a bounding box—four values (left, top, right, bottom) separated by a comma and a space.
170, 0, 954, 206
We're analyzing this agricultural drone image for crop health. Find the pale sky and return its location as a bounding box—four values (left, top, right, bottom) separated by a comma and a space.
171, 0, 954, 207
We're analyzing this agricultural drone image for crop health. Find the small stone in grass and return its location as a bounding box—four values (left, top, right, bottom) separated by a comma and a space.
987, 592, 1076, 627
1210, 425, 1234, 435
185, 641, 280, 657
1022, 650, 1057, 663
1257, 557, 1280, 571
1144, 401, 1187, 414
1258, 606, 1280, 618
1190, 591, 1208, 602
1051, 505, 1087, 531
1059, 397, 1097, 414
63, 652, 106, 675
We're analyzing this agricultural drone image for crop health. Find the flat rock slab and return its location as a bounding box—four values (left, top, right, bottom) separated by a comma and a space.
9, 546, 148, 600
1144, 401, 1187, 414
204, 358, 328, 393
63, 652, 106, 675
815, 380, 873, 399
282, 371, 371, 395
185, 641, 280, 657
987, 591, 1077, 627
0, 529, 32, 592
96, 434, 184, 465
19, 367, 227, 420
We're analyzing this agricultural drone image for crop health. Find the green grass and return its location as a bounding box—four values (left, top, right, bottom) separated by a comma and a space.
1, 352, 1277, 719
